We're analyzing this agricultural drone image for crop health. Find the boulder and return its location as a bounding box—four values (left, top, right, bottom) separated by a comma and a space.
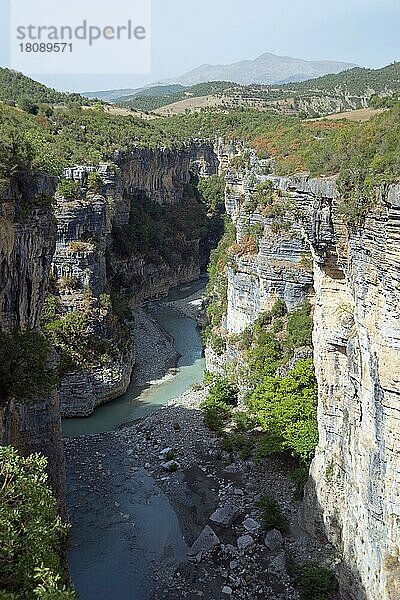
264, 529, 283, 551
269, 552, 288, 578
237, 534, 255, 552
159, 447, 173, 457
161, 460, 180, 471
243, 517, 260, 532
188, 525, 220, 560
222, 586, 233, 595
209, 505, 240, 528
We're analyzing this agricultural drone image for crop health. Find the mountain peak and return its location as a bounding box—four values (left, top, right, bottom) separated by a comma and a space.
162, 52, 357, 87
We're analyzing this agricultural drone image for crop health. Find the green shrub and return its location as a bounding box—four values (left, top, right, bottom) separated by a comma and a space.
56, 179, 79, 199
201, 377, 236, 432
232, 410, 256, 432
0, 330, 58, 404
286, 301, 313, 351
201, 399, 233, 432
87, 171, 103, 192
17, 96, 39, 115
246, 331, 283, 382
203, 329, 226, 355
221, 433, 253, 459
248, 359, 318, 462
252, 180, 274, 207
204, 216, 236, 338
273, 318, 284, 333
44, 310, 118, 373
99, 293, 112, 310
244, 222, 264, 243
42, 295, 61, 324
256, 495, 287, 532
292, 562, 338, 600
198, 173, 225, 215
0, 446, 76, 599
271, 299, 287, 318
255, 430, 285, 461
290, 465, 310, 500
208, 376, 238, 406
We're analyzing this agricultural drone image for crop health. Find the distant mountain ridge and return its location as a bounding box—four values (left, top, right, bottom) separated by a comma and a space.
82, 52, 357, 100
160, 52, 357, 86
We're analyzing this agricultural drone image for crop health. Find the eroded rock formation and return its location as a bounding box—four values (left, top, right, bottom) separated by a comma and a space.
53, 141, 219, 416
0, 177, 65, 503
213, 150, 400, 600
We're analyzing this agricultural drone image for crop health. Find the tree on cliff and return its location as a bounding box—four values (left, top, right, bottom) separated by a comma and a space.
0, 447, 75, 599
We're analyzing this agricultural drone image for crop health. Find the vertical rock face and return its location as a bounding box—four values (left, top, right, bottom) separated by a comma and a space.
303, 183, 400, 600
120, 142, 219, 205
0, 182, 57, 331
223, 163, 314, 335
0, 180, 65, 503
109, 142, 220, 302
52, 192, 135, 417
52, 194, 109, 298
55, 142, 219, 416
221, 156, 400, 600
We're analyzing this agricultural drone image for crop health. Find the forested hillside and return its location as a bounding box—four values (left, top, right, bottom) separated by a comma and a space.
117, 81, 238, 112
286, 62, 400, 95
112, 63, 400, 115
1, 69, 400, 225
0, 68, 91, 108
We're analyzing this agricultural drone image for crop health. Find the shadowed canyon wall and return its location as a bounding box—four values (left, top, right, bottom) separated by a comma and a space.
0, 176, 65, 502
210, 150, 400, 600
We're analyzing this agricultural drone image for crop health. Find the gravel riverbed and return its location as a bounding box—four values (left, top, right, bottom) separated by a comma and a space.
65, 385, 335, 600
64, 292, 335, 600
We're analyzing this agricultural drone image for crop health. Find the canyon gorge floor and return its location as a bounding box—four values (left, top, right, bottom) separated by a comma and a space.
63, 298, 335, 600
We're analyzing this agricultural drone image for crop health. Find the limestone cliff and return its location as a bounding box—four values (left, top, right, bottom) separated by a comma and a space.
301, 178, 400, 600
53, 141, 219, 417
51, 190, 135, 417
224, 167, 314, 334
0, 178, 65, 503
212, 152, 400, 600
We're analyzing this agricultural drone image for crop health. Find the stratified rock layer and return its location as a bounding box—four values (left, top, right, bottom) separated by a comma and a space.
55, 141, 219, 416
218, 151, 400, 600
0, 179, 65, 504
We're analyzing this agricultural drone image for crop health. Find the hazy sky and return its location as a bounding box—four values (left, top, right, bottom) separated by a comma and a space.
1, 0, 399, 92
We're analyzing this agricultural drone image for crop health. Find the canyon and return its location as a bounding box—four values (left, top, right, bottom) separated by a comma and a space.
1, 136, 399, 600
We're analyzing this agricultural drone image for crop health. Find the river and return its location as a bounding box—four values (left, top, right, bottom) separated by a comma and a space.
63, 278, 206, 437
63, 279, 209, 600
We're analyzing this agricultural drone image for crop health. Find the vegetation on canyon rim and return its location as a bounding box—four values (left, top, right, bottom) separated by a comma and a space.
0, 447, 75, 599
1, 72, 400, 220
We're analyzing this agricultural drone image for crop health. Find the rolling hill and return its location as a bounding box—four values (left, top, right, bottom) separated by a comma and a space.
0, 68, 91, 106
115, 63, 400, 118
84, 52, 357, 102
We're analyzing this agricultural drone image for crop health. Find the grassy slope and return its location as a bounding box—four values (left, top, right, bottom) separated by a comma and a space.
118, 64, 400, 114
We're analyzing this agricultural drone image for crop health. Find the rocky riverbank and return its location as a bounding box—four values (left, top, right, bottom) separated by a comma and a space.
157, 286, 206, 321
131, 306, 180, 386
65, 384, 336, 600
